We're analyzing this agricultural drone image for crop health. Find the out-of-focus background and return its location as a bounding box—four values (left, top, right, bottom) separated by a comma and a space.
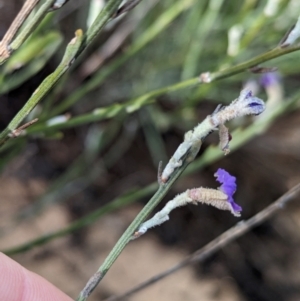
1, 0, 300, 300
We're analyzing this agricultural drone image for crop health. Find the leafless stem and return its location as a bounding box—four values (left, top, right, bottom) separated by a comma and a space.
0, 0, 40, 59
8, 118, 39, 138
105, 183, 300, 301
78, 271, 105, 300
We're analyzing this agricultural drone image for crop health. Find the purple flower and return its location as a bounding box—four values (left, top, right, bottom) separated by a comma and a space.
234, 89, 265, 117
214, 168, 242, 216
260, 72, 280, 88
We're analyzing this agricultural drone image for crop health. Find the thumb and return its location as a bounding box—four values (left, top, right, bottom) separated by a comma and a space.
0, 252, 73, 301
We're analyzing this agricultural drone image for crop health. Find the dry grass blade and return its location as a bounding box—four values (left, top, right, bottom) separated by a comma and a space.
0, 0, 40, 59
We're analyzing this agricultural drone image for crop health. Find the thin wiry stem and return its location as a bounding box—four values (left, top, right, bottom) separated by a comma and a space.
40, 43, 300, 130
0, 0, 57, 65
0, 0, 41, 60
0, 0, 132, 148
76, 159, 191, 301
75, 90, 266, 301
104, 183, 300, 301
77, 0, 124, 58
3, 89, 299, 256
0, 30, 84, 147
49, 0, 195, 116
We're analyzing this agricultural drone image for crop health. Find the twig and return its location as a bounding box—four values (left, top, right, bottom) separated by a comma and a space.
104, 183, 300, 301
3, 90, 299, 255
74, 90, 265, 301
27, 41, 300, 134
0, 0, 135, 148
0, 0, 55, 65
48, 0, 124, 66
78, 271, 105, 299
48, 0, 196, 116
75, 159, 191, 301
0, 30, 83, 147
78, 0, 124, 56
51, 41, 300, 117
0, 0, 40, 60
8, 118, 38, 138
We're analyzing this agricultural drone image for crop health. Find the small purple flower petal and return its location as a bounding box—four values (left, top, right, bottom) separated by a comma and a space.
236, 89, 265, 116
260, 72, 280, 88
214, 168, 242, 216
248, 101, 262, 107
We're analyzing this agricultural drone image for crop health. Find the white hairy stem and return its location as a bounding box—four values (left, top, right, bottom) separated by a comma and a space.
161, 89, 265, 182
135, 187, 239, 237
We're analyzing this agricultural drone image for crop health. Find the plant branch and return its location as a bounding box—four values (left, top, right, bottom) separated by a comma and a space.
51, 0, 288, 116
77, 0, 124, 57
0, 0, 138, 148
75, 89, 266, 300
76, 158, 191, 301
45, 43, 300, 127
30, 77, 199, 133
4, 91, 299, 255
206, 45, 300, 82
49, 0, 195, 116
0, 0, 41, 61
0, 0, 57, 65
0, 29, 83, 147
187, 90, 300, 174
104, 182, 300, 301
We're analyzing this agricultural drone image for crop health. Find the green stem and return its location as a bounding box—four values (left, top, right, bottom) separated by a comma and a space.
50, 20, 300, 117
4, 90, 300, 256
3, 88, 300, 258
0, 0, 57, 65
28, 77, 198, 134
49, 0, 195, 116
76, 88, 300, 300
77, 0, 123, 57
28, 44, 300, 135
0, 30, 83, 147
76, 159, 191, 301
0, 0, 136, 147
208, 45, 300, 81
189, 0, 286, 104
7, 0, 120, 63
